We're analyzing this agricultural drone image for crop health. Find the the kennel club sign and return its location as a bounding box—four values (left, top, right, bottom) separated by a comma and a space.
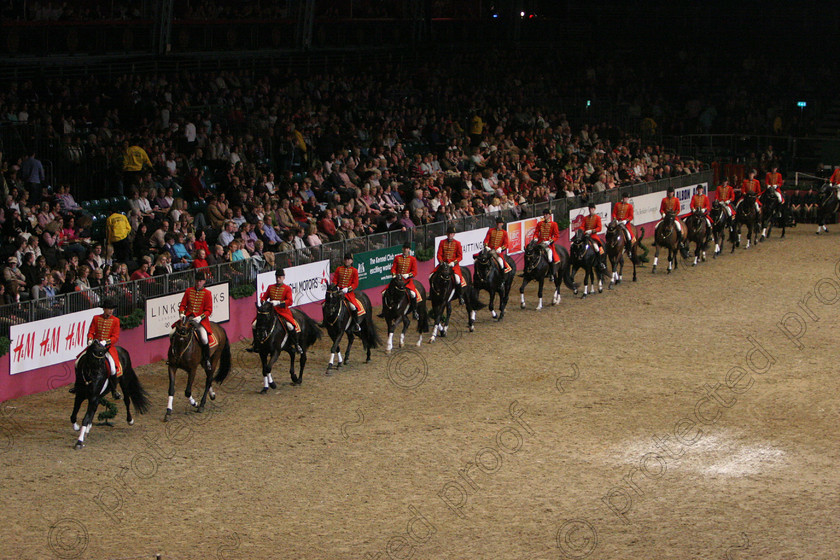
145, 283, 230, 340
9, 308, 102, 375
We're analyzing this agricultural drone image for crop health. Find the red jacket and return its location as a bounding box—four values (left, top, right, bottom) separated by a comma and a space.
765, 172, 783, 187
831, 169, 840, 184
261, 283, 297, 325
690, 194, 710, 212
87, 314, 120, 345
715, 184, 734, 203
391, 254, 418, 277
534, 220, 560, 243
484, 228, 509, 251
660, 196, 681, 214
437, 238, 463, 265
742, 178, 762, 195
579, 214, 603, 233
180, 287, 213, 319
331, 266, 359, 291
612, 201, 634, 222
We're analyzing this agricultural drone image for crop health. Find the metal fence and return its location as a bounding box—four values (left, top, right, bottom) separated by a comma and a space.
0, 171, 712, 338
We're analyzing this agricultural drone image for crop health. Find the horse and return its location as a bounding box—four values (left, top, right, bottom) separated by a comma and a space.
735, 192, 760, 249
568, 230, 607, 296
652, 211, 688, 273
473, 247, 516, 320
759, 187, 788, 240
246, 301, 321, 391
816, 183, 840, 234
519, 240, 575, 308
380, 275, 429, 352
165, 318, 230, 421
684, 208, 710, 266
604, 221, 645, 286
71, 341, 149, 449
322, 284, 380, 374
709, 201, 736, 256
428, 261, 484, 342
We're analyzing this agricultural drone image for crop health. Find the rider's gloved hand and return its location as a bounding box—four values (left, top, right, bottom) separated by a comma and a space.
341, 287, 349, 293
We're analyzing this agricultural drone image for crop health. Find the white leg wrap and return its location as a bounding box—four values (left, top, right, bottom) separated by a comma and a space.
387, 333, 394, 350
167, 395, 174, 410
329, 353, 335, 365
267, 374, 273, 384
337, 351, 343, 363
189, 396, 197, 406
653, 256, 659, 266
520, 293, 525, 305
263, 376, 270, 388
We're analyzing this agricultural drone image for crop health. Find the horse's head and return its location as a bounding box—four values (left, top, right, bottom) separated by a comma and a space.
658, 212, 676, 237
253, 301, 277, 342
323, 283, 343, 316
524, 240, 542, 271
570, 229, 587, 259
89, 339, 107, 358
78, 340, 109, 387
605, 220, 619, 242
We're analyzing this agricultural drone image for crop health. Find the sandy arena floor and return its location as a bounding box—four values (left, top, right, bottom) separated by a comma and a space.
1, 226, 838, 560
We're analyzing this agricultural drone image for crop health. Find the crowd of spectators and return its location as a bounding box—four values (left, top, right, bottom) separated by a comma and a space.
0, 45, 821, 307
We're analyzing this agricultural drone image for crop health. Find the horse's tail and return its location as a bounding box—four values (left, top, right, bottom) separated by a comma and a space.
468, 284, 486, 310
300, 311, 323, 348
213, 337, 232, 384
360, 294, 381, 349
122, 359, 150, 414
563, 257, 577, 291
416, 285, 430, 334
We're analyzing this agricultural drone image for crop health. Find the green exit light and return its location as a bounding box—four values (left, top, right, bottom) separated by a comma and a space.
797, 101, 807, 108
586, 100, 591, 107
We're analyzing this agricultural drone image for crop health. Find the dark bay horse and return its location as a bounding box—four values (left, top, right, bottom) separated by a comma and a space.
816, 183, 840, 234
709, 201, 736, 256
381, 275, 429, 352
473, 247, 516, 320
568, 230, 607, 296
165, 319, 230, 421
519, 240, 574, 308
652, 211, 687, 273
759, 187, 788, 240
246, 301, 321, 391
604, 221, 644, 286
735, 192, 760, 249
322, 284, 379, 374
684, 209, 711, 266
428, 262, 483, 341
72, 341, 149, 449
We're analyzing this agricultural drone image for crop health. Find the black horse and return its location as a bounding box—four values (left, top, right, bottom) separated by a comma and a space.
322, 284, 380, 374
568, 230, 607, 296
735, 192, 760, 249
709, 201, 736, 256
652, 211, 688, 273
759, 187, 788, 240
428, 262, 483, 341
243, 301, 322, 391
519, 240, 574, 308
684, 208, 711, 266
816, 183, 840, 234
473, 247, 516, 320
604, 221, 644, 286
381, 275, 429, 353
71, 341, 149, 449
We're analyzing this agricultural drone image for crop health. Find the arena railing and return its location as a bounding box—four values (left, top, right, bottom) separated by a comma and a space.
0, 171, 712, 338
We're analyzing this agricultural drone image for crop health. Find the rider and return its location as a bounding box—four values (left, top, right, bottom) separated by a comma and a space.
534, 208, 561, 279
79, 297, 122, 399
331, 253, 364, 334
482, 217, 513, 274
437, 226, 466, 304
176, 271, 214, 371
578, 202, 608, 273
830, 167, 840, 186
765, 166, 785, 203
611, 192, 636, 246
260, 268, 303, 354
391, 242, 421, 319
689, 185, 713, 227
659, 186, 687, 243
715, 178, 735, 219
738, 170, 763, 214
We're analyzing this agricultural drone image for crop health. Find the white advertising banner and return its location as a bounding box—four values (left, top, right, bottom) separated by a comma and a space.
9, 308, 101, 375
256, 260, 330, 306
568, 202, 612, 239
630, 181, 709, 225
145, 283, 231, 340
433, 227, 489, 267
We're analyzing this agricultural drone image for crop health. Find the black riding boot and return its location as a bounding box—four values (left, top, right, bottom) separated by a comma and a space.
598, 254, 608, 274
289, 330, 303, 354
456, 285, 465, 305
201, 344, 212, 371
110, 375, 121, 400
351, 312, 363, 334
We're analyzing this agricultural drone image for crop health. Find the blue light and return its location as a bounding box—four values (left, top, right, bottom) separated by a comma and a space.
797, 101, 807, 108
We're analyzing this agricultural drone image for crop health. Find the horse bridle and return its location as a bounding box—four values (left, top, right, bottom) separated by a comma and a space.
171, 321, 197, 363
80, 348, 107, 386
255, 307, 279, 343
324, 290, 346, 327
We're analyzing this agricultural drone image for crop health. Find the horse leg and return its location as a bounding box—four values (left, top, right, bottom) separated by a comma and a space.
287, 350, 299, 385
344, 335, 355, 367
196, 368, 214, 413
399, 317, 407, 348
667, 247, 673, 273
535, 277, 544, 309
652, 244, 659, 273
71, 392, 84, 431
499, 284, 510, 320
386, 319, 395, 353
185, 367, 199, 409
164, 365, 177, 422
75, 397, 99, 449
298, 350, 307, 385
327, 331, 344, 373
520, 278, 529, 308
120, 376, 134, 426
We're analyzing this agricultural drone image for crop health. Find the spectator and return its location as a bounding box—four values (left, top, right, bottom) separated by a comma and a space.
218, 220, 236, 247
19, 151, 45, 206
130, 257, 153, 281
3, 256, 27, 292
